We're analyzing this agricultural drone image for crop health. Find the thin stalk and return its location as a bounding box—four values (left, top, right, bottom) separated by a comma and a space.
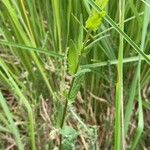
59, 60, 80, 150
114, 0, 125, 149
59, 31, 90, 149
81, 55, 150, 69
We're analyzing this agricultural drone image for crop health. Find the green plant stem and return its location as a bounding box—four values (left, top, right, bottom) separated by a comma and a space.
59, 65, 79, 150
59, 86, 72, 150
59, 30, 90, 149
114, 0, 125, 149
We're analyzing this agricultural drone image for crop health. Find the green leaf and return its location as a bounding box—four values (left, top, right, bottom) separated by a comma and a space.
85, 0, 108, 32
86, 11, 106, 32
68, 69, 90, 103
74, 68, 91, 77
67, 40, 79, 75
0, 40, 64, 59
68, 74, 84, 103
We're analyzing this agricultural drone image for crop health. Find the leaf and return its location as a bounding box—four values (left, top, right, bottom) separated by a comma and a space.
0, 40, 64, 59
68, 74, 84, 103
85, 0, 108, 32
68, 69, 91, 103
67, 40, 79, 75
74, 68, 91, 77
86, 11, 106, 32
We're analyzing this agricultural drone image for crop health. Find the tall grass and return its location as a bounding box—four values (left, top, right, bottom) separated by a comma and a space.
0, 0, 150, 149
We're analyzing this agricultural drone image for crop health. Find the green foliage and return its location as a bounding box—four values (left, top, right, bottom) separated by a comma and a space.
68, 69, 91, 103
86, 11, 106, 32
67, 40, 79, 75
0, 0, 150, 149
60, 126, 78, 150
68, 75, 84, 103
85, 0, 108, 32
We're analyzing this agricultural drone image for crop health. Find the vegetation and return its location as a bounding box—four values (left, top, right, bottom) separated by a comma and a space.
0, 0, 150, 149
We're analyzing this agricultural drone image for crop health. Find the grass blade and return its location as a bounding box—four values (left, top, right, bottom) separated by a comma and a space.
0, 40, 64, 59
0, 91, 24, 150
131, 0, 150, 148
0, 58, 35, 150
